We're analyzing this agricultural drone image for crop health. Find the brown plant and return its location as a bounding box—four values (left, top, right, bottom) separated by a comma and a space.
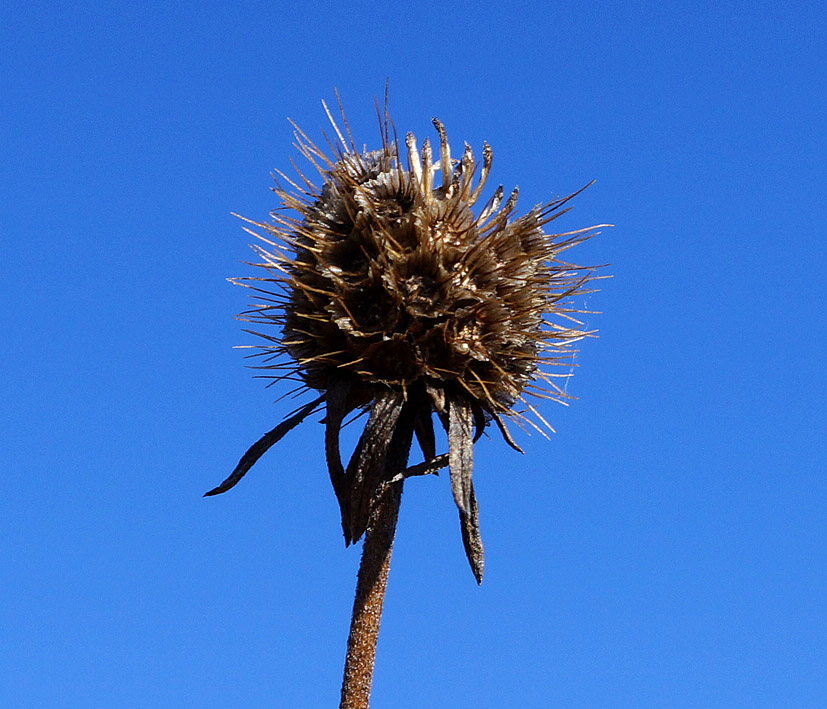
206, 90, 607, 708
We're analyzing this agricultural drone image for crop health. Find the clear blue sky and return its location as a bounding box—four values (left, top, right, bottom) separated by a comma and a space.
2, 1, 825, 706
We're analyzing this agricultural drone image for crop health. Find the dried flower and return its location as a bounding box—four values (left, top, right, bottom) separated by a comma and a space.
206, 90, 606, 708
207, 94, 603, 581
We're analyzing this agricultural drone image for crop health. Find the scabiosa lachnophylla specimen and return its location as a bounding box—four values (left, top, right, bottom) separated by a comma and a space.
206, 91, 606, 708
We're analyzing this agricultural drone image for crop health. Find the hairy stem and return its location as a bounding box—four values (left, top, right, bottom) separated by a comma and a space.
340, 406, 415, 709
339, 482, 402, 709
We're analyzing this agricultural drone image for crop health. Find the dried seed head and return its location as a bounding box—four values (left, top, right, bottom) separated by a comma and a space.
241, 111, 599, 423
213, 94, 607, 582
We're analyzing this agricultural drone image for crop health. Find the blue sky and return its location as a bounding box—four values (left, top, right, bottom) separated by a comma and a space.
2, 1, 825, 706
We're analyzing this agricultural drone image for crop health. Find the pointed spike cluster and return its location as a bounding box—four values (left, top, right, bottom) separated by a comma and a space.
214, 92, 604, 583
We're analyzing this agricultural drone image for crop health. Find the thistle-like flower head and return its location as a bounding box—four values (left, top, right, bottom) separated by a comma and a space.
207, 94, 605, 583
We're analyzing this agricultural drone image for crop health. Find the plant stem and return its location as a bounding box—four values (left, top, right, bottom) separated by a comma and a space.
339, 482, 403, 709
340, 408, 415, 709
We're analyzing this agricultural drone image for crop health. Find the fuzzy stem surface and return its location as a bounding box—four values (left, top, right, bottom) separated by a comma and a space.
339, 407, 415, 709
339, 483, 402, 709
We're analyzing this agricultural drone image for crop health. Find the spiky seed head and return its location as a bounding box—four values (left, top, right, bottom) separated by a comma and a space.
214, 95, 606, 582
241, 112, 598, 426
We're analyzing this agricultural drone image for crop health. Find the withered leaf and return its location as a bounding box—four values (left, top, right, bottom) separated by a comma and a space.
448, 397, 473, 516
459, 483, 484, 584
345, 389, 405, 543
204, 394, 325, 497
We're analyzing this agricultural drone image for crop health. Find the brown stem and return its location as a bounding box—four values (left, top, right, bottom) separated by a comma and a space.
340, 404, 415, 709
339, 482, 402, 709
